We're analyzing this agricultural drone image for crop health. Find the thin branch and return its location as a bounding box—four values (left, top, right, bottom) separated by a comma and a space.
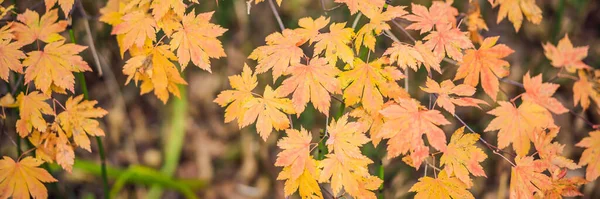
351, 13, 362, 29
391, 20, 416, 43
331, 95, 356, 110
268, 0, 285, 31
76, 0, 103, 76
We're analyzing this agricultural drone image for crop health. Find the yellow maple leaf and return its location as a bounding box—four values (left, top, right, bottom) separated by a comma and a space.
378, 98, 450, 168
455, 36, 514, 101
249, 29, 305, 79
338, 58, 406, 113
0, 156, 58, 199
542, 34, 591, 72
15, 91, 54, 138
409, 170, 475, 199
531, 128, 579, 170
485, 101, 555, 156
349, 101, 395, 146
421, 78, 487, 115
334, 0, 384, 14
296, 16, 329, 44
111, 10, 157, 53
466, 1, 488, 44
313, 22, 354, 66
170, 10, 226, 72
214, 64, 257, 125
522, 72, 568, 114
318, 154, 381, 198
493, 0, 542, 31
325, 114, 370, 161
383, 41, 441, 73
150, 0, 185, 20
242, 86, 295, 140
510, 156, 552, 198
275, 128, 313, 180
540, 169, 586, 198
276, 58, 341, 116
440, 127, 488, 188
11, 9, 67, 45
156, 10, 182, 37
355, 5, 407, 52
23, 41, 91, 94
0, 39, 25, 81
56, 95, 108, 152
122, 45, 187, 103
278, 160, 323, 199
576, 130, 600, 181
573, 70, 600, 110
44, 0, 74, 17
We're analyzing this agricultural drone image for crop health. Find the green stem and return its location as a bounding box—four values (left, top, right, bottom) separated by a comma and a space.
69, 28, 109, 199
377, 160, 384, 199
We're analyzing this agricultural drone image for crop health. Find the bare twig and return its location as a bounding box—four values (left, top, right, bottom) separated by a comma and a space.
267, 0, 285, 31
391, 20, 416, 43
76, 0, 103, 76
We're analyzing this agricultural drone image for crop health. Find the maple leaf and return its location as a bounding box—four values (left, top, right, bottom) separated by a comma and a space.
214, 64, 257, 125
541, 169, 586, 199
542, 34, 591, 72
531, 127, 579, 170
56, 95, 108, 152
150, 0, 185, 20
485, 101, 555, 156
0, 93, 18, 108
440, 127, 488, 188
28, 129, 58, 163
249, 29, 305, 79
122, 45, 187, 103
576, 130, 600, 181
403, 2, 458, 34
242, 86, 295, 140
421, 78, 487, 115
355, 6, 407, 52
325, 114, 370, 161
156, 10, 182, 37
11, 9, 67, 44
296, 16, 329, 44
349, 101, 394, 146
334, 0, 384, 14
423, 24, 473, 61
466, 1, 488, 44
383, 41, 441, 73
170, 10, 226, 72
254, 0, 283, 6
409, 170, 475, 199
338, 58, 406, 113
522, 72, 568, 114
455, 36, 514, 101
378, 98, 450, 168
493, 0, 542, 31
278, 164, 323, 199
276, 58, 341, 116
510, 156, 552, 199
318, 154, 382, 199
573, 70, 600, 110
15, 92, 53, 138
313, 22, 355, 66
111, 11, 157, 53
275, 128, 313, 180
0, 39, 25, 81
0, 156, 58, 199
23, 41, 91, 94
45, 0, 74, 17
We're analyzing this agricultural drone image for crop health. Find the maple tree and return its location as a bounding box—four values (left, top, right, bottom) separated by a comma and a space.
2, 0, 600, 198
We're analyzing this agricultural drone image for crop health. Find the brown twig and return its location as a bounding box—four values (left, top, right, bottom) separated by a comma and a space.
267, 0, 285, 31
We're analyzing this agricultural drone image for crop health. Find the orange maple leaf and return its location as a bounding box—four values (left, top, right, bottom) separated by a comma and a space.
111, 11, 157, 53
11, 9, 67, 45
576, 130, 600, 181
249, 29, 305, 79
313, 22, 355, 66
403, 2, 458, 34
542, 34, 591, 72
409, 170, 475, 199
325, 114, 370, 161
522, 72, 568, 114
15, 91, 53, 138
0, 39, 25, 81
485, 101, 555, 156
466, 1, 488, 44
384, 41, 441, 73
378, 98, 450, 168
423, 24, 473, 61
421, 78, 487, 115
242, 86, 295, 140
170, 10, 226, 72
531, 127, 579, 170
338, 58, 406, 113
440, 127, 487, 188
276, 58, 341, 116
573, 70, 600, 110
455, 36, 514, 101
541, 169, 587, 198
349, 101, 394, 146
56, 95, 108, 152
44, 0, 74, 17
0, 156, 58, 199
23, 41, 91, 94
510, 156, 552, 199
275, 128, 313, 180
214, 64, 257, 125
493, 0, 542, 31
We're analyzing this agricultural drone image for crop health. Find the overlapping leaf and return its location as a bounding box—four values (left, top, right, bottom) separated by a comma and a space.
403, 2, 458, 34
522, 72, 568, 114
111, 11, 157, 53
355, 5, 407, 52
409, 170, 475, 199
492, 0, 542, 31
313, 22, 354, 66
423, 24, 473, 61
56, 95, 108, 152
421, 78, 487, 115
11, 9, 67, 44
510, 156, 552, 199
242, 86, 295, 140
383, 41, 441, 73
440, 127, 487, 187
249, 29, 305, 79
15, 92, 53, 138
0, 156, 58, 199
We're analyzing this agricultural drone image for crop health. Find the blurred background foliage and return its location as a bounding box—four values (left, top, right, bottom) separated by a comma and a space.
1, 0, 600, 198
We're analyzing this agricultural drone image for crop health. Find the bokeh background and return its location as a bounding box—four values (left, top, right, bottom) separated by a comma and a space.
2, 0, 600, 198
